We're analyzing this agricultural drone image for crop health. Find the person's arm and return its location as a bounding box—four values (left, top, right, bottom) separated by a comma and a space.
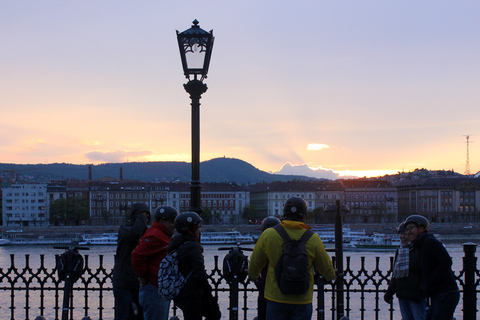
425, 238, 453, 286
184, 242, 212, 292
118, 213, 148, 240
313, 235, 336, 282
248, 233, 268, 281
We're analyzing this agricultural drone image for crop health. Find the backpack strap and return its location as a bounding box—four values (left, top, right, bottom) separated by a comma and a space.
273, 224, 315, 244
273, 224, 290, 242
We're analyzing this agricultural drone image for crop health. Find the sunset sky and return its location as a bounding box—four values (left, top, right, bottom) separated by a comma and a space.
1, 1, 479, 179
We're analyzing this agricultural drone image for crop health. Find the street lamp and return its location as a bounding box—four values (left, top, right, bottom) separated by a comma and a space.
176, 20, 214, 216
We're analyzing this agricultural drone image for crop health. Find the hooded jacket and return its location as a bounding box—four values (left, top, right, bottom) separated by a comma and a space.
112, 203, 149, 289
131, 221, 173, 287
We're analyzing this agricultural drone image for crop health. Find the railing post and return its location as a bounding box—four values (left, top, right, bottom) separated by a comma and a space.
463, 242, 477, 320
334, 200, 346, 320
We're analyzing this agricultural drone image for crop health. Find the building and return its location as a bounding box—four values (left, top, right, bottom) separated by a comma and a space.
2, 183, 48, 226
395, 177, 480, 223
341, 180, 398, 223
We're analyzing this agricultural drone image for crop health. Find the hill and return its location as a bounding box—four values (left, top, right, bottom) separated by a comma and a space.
0, 158, 321, 185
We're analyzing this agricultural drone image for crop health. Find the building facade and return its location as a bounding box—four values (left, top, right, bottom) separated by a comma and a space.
395, 178, 480, 223
2, 183, 48, 226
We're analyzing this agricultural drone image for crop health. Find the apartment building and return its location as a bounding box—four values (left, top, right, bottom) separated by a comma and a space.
2, 183, 48, 226
341, 179, 398, 223
395, 177, 480, 223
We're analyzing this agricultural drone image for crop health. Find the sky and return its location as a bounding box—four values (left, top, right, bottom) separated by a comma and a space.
1, 1, 479, 179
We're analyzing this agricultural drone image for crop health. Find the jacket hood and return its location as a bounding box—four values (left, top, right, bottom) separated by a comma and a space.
129, 203, 150, 225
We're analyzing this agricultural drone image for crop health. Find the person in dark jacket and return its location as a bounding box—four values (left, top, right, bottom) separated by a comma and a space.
405, 215, 459, 320
168, 212, 221, 320
384, 222, 426, 320
113, 203, 150, 320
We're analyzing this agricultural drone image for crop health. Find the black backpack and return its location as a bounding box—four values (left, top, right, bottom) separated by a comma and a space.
273, 225, 314, 295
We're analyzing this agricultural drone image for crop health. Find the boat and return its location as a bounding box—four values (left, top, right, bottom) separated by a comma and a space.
0, 237, 11, 246
313, 227, 367, 244
0, 230, 79, 246
200, 230, 254, 245
345, 233, 400, 251
79, 233, 118, 246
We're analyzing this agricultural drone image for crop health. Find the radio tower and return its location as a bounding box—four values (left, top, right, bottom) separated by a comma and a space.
464, 135, 471, 176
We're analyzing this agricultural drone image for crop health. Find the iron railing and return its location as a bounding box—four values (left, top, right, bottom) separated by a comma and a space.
0, 243, 477, 320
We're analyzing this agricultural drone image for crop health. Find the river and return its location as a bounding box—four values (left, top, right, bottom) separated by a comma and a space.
0, 241, 475, 320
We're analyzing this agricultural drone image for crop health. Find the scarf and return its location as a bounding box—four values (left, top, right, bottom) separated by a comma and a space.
393, 243, 410, 278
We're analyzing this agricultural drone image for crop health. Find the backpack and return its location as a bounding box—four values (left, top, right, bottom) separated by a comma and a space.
273, 224, 314, 295
157, 243, 191, 300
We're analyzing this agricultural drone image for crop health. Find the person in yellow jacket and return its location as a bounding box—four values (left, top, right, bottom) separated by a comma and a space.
248, 196, 336, 320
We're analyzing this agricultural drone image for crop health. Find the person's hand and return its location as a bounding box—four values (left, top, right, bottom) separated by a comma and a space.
138, 277, 148, 286
384, 292, 393, 304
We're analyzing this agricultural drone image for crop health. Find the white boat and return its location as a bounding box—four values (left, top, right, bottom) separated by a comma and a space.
7, 236, 79, 246
79, 233, 118, 246
201, 231, 254, 245
313, 227, 366, 244
345, 233, 400, 251
1, 230, 79, 246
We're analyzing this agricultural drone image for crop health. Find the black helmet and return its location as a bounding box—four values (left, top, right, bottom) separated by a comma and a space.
175, 212, 202, 234
283, 196, 307, 219
261, 216, 281, 231
404, 215, 429, 231
397, 222, 406, 234
154, 206, 178, 221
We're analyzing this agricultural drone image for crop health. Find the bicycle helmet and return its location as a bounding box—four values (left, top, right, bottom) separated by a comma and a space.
283, 196, 307, 220
396, 222, 406, 234
174, 212, 202, 234
404, 215, 430, 231
261, 216, 281, 231
154, 206, 178, 222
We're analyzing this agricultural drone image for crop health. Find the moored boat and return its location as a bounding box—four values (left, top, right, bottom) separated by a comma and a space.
79, 233, 118, 246
345, 233, 400, 251
201, 230, 254, 245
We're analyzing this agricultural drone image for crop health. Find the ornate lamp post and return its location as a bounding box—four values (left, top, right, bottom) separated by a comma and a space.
176, 20, 214, 216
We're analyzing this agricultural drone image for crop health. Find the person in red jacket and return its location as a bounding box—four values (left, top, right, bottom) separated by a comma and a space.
132, 205, 178, 320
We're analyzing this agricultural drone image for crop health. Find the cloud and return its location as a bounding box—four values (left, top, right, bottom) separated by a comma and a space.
85, 150, 154, 163
78, 139, 101, 146
15, 138, 46, 152
274, 163, 340, 180
307, 144, 330, 151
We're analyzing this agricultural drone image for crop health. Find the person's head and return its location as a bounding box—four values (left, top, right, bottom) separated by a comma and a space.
261, 216, 281, 231
397, 222, 407, 244
129, 203, 150, 225
404, 215, 429, 242
283, 196, 308, 221
154, 206, 178, 235
174, 212, 202, 239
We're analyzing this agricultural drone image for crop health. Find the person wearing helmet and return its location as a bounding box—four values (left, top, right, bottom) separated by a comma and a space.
113, 203, 150, 320
254, 216, 281, 320
248, 196, 335, 320
168, 212, 221, 320
405, 215, 459, 320
384, 222, 426, 320
131, 206, 178, 320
